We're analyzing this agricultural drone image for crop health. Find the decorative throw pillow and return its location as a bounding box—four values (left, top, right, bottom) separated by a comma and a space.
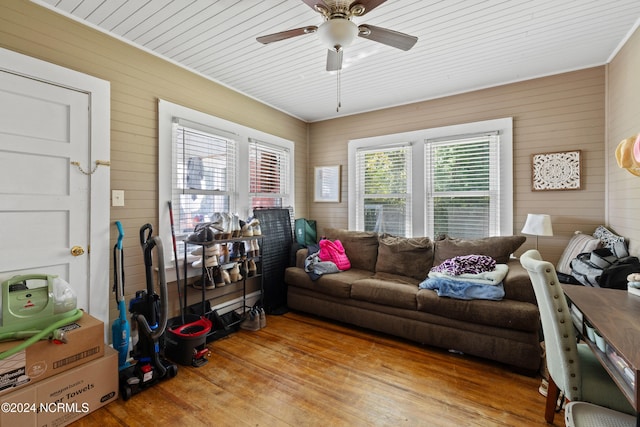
323, 228, 379, 271
433, 235, 526, 266
556, 232, 602, 275
375, 235, 434, 281
593, 225, 629, 258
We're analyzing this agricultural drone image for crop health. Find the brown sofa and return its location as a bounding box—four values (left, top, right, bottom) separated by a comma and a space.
284, 229, 542, 372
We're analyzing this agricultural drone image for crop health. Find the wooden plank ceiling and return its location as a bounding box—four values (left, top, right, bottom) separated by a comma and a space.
34, 0, 640, 122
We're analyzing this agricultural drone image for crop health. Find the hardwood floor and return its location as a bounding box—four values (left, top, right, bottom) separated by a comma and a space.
72, 312, 561, 426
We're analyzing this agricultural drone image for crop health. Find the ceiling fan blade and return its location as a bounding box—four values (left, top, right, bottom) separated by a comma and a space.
358, 24, 417, 51
349, 0, 388, 16
326, 49, 343, 71
256, 26, 318, 44
301, 0, 330, 16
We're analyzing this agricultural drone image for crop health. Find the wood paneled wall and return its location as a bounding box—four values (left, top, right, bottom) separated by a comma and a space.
308, 67, 607, 265
606, 27, 640, 256
3, 1, 636, 333
0, 1, 309, 330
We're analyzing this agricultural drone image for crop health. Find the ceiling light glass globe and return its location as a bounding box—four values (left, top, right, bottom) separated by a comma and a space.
317, 19, 358, 50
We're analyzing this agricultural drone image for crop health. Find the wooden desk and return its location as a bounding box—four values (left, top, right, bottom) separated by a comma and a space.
563, 284, 640, 417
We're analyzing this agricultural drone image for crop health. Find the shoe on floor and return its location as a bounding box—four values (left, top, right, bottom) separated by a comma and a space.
240, 309, 260, 331
539, 378, 548, 397
538, 378, 566, 408
258, 307, 266, 329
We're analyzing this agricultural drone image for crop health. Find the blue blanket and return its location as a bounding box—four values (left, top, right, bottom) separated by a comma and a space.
419, 276, 505, 300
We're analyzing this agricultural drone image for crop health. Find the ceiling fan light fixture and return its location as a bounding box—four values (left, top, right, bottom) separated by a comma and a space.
317, 18, 358, 51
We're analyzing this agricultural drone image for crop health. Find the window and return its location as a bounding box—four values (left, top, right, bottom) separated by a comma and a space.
355, 144, 412, 236
249, 139, 290, 209
426, 134, 500, 239
348, 118, 513, 238
159, 100, 294, 267
173, 120, 237, 235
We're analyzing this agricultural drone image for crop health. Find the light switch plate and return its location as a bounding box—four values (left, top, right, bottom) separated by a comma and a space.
112, 190, 125, 207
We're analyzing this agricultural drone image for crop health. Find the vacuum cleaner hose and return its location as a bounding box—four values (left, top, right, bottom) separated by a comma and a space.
0, 309, 83, 360
135, 236, 168, 341
152, 236, 169, 340
133, 235, 169, 377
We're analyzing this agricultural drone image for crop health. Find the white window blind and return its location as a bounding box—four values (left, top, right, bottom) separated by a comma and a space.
249, 138, 290, 209
172, 121, 236, 236
425, 134, 500, 238
159, 100, 296, 269
355, 144, 412, 236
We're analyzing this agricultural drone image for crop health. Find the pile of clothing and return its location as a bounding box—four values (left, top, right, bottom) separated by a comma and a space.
303, 239, 351, 280
419, 254, 508, 300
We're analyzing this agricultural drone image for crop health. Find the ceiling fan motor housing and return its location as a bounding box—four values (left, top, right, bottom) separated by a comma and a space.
317, 18, 358, 51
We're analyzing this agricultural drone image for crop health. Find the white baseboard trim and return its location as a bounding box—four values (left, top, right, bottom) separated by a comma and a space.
209, 291, 262, 314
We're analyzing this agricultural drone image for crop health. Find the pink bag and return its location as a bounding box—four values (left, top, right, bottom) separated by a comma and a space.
318, 239, 351, 271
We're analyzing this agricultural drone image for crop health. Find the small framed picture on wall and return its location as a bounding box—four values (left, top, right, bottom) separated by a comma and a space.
314, 165, 341, 202
531, 150, 581, 191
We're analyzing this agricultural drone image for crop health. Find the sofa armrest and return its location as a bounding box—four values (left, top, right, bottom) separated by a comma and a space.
502, 259, 537, 305
295, 248, 309, 269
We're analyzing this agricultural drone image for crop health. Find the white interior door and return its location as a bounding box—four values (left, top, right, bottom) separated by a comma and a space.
0, 48, 110, 332
0, 70, 90, 305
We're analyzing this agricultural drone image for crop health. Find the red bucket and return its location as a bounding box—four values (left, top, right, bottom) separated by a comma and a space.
165, 315, 212, 366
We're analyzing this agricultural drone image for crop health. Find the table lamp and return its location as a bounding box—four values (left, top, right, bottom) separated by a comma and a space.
521, 213, 554, 250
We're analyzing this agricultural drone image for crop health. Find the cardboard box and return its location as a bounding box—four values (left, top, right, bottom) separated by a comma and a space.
0, 386, 36, 427
36, 346, 118, 426
0, 346, 118, 427
0, 312, 104, 395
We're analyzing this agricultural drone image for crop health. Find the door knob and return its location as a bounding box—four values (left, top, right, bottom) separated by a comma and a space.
71, 246, 85, 256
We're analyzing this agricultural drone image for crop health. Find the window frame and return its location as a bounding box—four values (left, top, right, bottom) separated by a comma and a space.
172, 119, 238, 236
425, 133, 501, 238
348, 118, 513, 237
158, 99, 294, 268
354, 143, 413, 235
249, 138, 291, 209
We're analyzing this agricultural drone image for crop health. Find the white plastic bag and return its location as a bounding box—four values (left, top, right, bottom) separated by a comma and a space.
52, 277, 77, 314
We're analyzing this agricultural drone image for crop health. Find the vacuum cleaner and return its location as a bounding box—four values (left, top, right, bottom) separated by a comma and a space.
0, 274, 83, 360
119, 223, 177, 401
112, 220, 130, 370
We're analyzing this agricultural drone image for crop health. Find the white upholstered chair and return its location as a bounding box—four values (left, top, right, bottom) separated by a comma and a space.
565, 402, 636, 427
520, 250, 635, 423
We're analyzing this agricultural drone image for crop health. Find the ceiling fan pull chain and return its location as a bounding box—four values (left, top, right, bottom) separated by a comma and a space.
336, 69, 341, 112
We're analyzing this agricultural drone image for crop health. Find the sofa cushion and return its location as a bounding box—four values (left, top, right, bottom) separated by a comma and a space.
350, 278, 418, 310
372, 271, 422, 286
434, 235, 526, 265
284, 267, 373, 299
556, 232, 602, 275
323, 228, 379, 271
375, 235, 434, 281
416, 288, 539, 332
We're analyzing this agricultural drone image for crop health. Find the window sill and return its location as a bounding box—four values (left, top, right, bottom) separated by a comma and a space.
164, 255, 201, 284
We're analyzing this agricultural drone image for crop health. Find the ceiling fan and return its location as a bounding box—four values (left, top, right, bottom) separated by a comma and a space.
256, 0, 418, 71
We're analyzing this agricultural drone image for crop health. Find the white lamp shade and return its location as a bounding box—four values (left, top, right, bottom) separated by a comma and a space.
317, 18, 358, 50
521, 214, 554, 236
